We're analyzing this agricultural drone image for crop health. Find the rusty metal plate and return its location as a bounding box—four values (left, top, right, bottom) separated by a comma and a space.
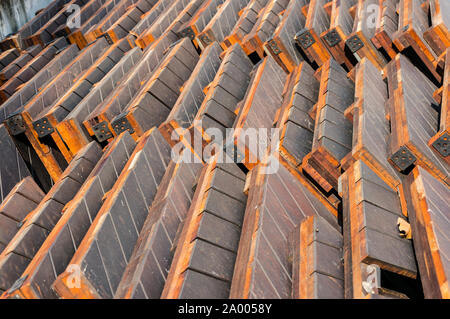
346, 35, 364, 53
323, 29, 342, 47
93, 121, 114, 143
33, 117, 54, 138
267, 38, 281, 55
178, 27, 196, 40
390, 146, 417, 171
5, 114, 26, 136
431, 132, 449, 157
295, 29, 315, 50
111, 115, 134, 136
198, 34, 212, 46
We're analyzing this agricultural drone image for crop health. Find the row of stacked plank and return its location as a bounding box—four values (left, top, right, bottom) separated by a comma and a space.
0, 0, 448, 299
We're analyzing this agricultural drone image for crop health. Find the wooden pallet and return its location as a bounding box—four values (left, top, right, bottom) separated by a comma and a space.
242, 0, 290, 58
291, 215, 344, 299
222, 0, 269, 49
0, 38, 68, 103
159, 41, 222, 147
387, 54, 449, 185
345, 0, 388, 70
423, 0, 450, 57
232, 55, 287, 169
320, 0, 357, 71
0, 142, 102, 295
295, 0, 332, 68
109, 38, 199, 140
53, 128, 171, 298
393, 0, 441, 83
302, 58, 354, 193
429, 47, 449, 159
402, 166, 450, 299
196, 0, 250, 50
115, 147, 203, 298
372, 0, 400, 60
275, 62, 318, 170
162, 157, 247, 298
230, 153, 338, 298
3, 132, 136, 299
339, 160, 417, 299
264, 0, 306, 73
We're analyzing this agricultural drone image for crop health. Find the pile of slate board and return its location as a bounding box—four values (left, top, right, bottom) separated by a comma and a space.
0, 0, 448, 299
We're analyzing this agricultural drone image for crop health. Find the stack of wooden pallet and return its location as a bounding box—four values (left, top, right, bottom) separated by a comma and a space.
0, 0, 448, 299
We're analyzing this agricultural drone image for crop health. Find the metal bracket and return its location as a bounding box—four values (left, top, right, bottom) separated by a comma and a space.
295, 29, 315, 50
33, 117, 54, 138
8, 275, 28, 294
199, 34, 212, 46
111, 115, 134, 136
431, 132, 449, 157
178, 27, 196, 40
361, 264, 381, 295
93, 121, 113, 143
346, 35, 364, 53
267, 38, 282, 55
5, 113, 26, 136
99, 33, 113, 45
323, 29, 342, 47
390, 146, 417, 171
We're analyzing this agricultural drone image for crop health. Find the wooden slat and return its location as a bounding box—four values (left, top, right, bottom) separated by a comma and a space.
0, 45, 43, 83
423, 0, 450, 57
372, 0, 400, 60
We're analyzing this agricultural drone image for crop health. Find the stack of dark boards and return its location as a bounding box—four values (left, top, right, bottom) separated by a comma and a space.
0, 0, 448, 299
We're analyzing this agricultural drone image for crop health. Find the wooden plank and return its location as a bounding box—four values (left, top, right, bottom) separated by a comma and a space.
0, 45, 43, 83
0, 177, 44, 258
162, 156, 247, 298
115, 148, 203, 298
264, 0, 307, 73
372, 0, 400, 60
131, 0, 177, 40
292, 214, 344, 299
0, 38, 68, 103
109, 38, 199, 140
0, 49, 21, 73
423, 0, 450, 57
320, 0, 357, 70
429, 47, 450, 159
3, 132, 136, 299
403, 166, 450, 299
232, 55, 287, 169
295, 0, 332, 67
197, 0, 251, 50
53, 128, 172, 298
393, 0, 441, 83
387, 54, 449, 185
222, 0, 270, 49
159, 41, 222, 147
302, 58, 354, 192
276, 62, 319, 169
339, 160, 417, 299
0, 142, 102, 294
345, 0, 388, 70
230, 154, 338, 298
242, 0, 290, 58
